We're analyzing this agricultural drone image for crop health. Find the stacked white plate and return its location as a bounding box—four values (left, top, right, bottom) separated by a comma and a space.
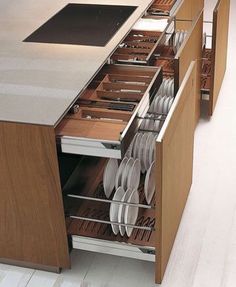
173, 30, 188, 54
108, 156, 141, 237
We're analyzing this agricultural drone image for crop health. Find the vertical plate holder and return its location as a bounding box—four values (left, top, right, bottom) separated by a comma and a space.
155, 62, 196, 283
57, 66, 163, 159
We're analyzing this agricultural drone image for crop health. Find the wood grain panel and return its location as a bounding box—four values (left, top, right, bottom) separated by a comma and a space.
177, 11, 203, 124
175, 0, 204, 21
155, 62, 196, 283
0, 122, 70, 269
209, 0, 230, 115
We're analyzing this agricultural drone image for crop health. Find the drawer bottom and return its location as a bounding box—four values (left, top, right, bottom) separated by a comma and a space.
72, 235, 155, 262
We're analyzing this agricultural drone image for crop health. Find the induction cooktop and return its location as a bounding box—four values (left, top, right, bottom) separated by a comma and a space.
24, 3, 137, 47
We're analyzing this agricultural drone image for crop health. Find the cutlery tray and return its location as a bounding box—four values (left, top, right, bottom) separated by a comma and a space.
111, 30, 163, 64
56, 64, 162, 159
147, 0, 178, 16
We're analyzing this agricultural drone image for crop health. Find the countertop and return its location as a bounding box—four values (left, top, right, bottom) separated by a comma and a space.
0, 0, 153, 126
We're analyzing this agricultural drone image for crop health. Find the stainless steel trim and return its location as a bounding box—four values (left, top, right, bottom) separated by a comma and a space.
72, 235, 155, 262
70, 216, 155, 231
67, 194, 154, 209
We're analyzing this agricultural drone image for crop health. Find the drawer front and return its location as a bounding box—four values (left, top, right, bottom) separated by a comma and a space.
208, 0, 230, 115
175, 0, 204, 21
176, 11, 203, 124
56, 64, 162, 159
155, 61, 196, 282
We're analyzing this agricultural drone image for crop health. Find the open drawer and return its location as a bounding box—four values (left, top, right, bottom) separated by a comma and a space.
201, 0, 230, 115
110, 17, 169, 65
58, 61, 197, 284
56, 64, 162, 159
147, 0, 182, 16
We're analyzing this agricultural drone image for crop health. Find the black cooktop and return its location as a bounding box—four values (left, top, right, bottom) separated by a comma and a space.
24, 3, 137, 46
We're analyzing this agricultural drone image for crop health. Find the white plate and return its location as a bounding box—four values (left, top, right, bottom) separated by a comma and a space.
163, 96, 171, 114
154, 119, 161, 132
124, 189, 140, 237
157, 96, 166, 114
125, 136, 136, 158
174, 31, 180, 53
162, 79, 169, 96
144, 161, 156, 204
127, 158, 141, 190
148, 136, 156, 166
138, 133, 149, 173
118, 188, 133, 236
145, 133, 154, 170
153, 96, 160, 112
133, 133, 142, 159
110, 187, 125, 235
167, 79, 172, 97
103, 159, 119, 198
115, 157, 128, 189
121, 157, 134, 190
170, 79, 174, 97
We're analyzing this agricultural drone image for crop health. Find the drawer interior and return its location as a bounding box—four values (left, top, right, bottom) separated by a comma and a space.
64, 156, 156, 249
56, 64, 160, 143
148, 0, 178, 16
58, 72, 177, 256
111, 29, 163, 64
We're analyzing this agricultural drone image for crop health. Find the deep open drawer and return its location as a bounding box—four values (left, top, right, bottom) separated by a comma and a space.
201, 0, 230, 115
56, 64, 162, 159
59, 62, 197, 284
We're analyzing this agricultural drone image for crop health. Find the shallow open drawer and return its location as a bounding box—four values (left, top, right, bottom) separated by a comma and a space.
147, 0, 182, 17
56, 64, 162, 159
111, 17, 169, 65
201, 0, 230, 115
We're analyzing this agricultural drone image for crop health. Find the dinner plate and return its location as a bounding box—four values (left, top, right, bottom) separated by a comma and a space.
133, 133, 142, 159
162, 79, 169, 96
157, 96, 166, 114
121, 157, 134, 190
174, 31, 180, 53
125, 135, 136, 158
124, 189, 140, 237
170, 79, 174, 97
127, 158, 141, 190
167, 79, 172, 97
115, 157, 128, 189
103, 158, 119, 198
163, 96, 171, 114
138, 133, 149, 173
154, 96, 161, 112
118, 188, 133, 236
149, 135, 156, 166
145, 133, 154, 170
110, 187, 125, 235
154, 119, 161, 132
144, 161, 156, 204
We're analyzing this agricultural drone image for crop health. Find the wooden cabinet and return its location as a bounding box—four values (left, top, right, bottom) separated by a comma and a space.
0, 0, 230, 285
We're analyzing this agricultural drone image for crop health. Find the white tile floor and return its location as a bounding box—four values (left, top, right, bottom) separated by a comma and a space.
1, 0, 235, 286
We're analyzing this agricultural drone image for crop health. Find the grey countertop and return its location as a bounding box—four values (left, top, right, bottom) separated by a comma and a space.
0, 0, 153, 126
